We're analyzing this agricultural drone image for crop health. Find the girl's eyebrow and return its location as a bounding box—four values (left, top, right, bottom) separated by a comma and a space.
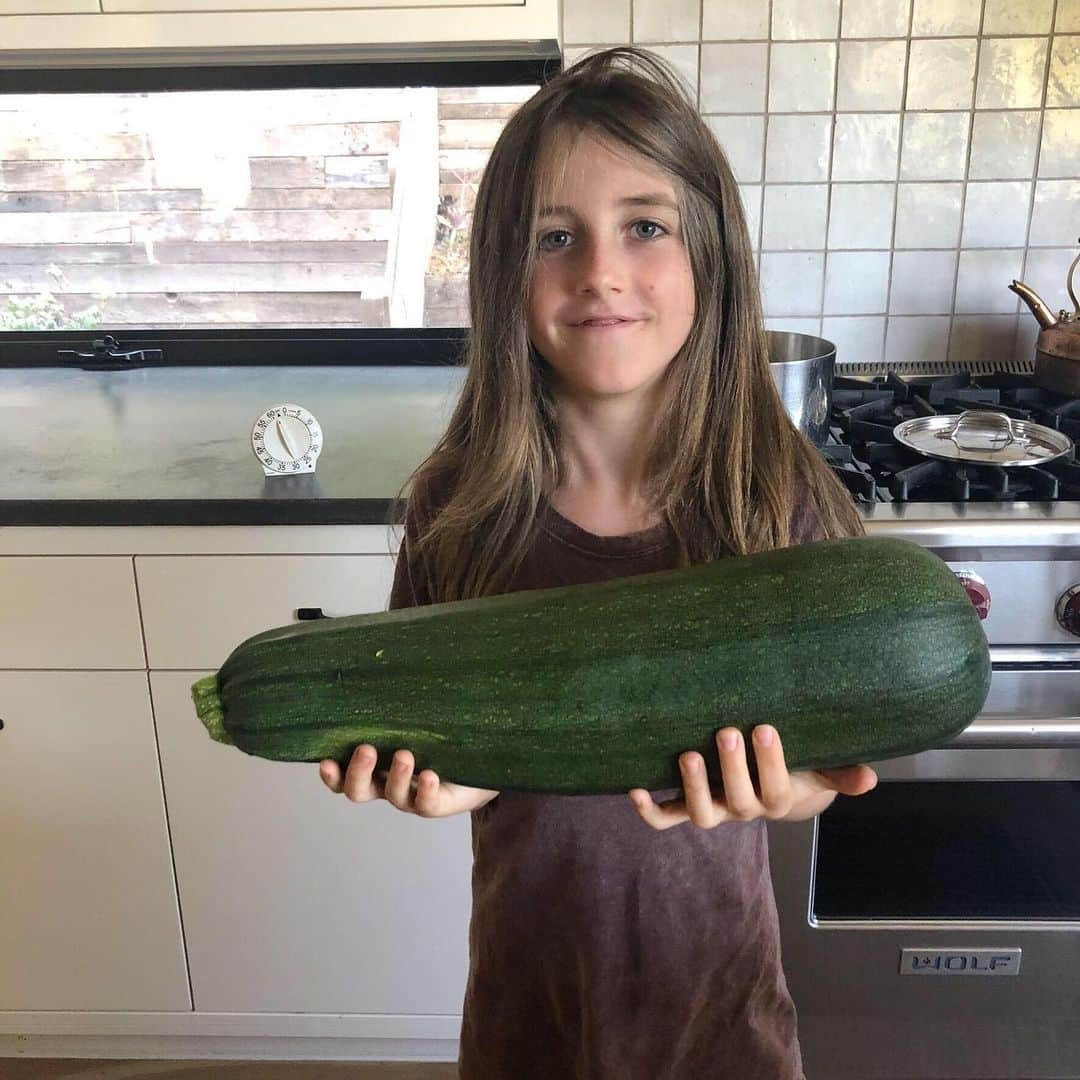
537, 193, 679, 219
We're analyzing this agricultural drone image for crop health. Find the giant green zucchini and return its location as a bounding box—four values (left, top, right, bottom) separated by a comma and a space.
191, 536, 991, 794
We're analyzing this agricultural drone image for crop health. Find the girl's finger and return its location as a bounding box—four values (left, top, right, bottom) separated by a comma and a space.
342, 743, 381, 802
680, 751, 719, 828
818, 764, 879, 796
383, 748, 417, 809
411, 769, 443, 816
716, 728, 759, 820
751, 726, 794, 819
628, 789, 688, 831
319, 758, 342, 793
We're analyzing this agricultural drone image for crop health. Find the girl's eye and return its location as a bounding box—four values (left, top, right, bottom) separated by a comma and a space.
633, 219, 667, 239
538, 220, 668, 251
538, 229, 572, 251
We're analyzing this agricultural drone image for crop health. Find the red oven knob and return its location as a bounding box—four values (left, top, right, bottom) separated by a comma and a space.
1057, 585, 1080, 637
955, 571, 990, 620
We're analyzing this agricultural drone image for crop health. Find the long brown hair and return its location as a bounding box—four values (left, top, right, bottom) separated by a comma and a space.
390, 46, 864, 603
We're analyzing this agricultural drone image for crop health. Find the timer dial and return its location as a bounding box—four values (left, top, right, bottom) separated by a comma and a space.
251, 403, 323, 476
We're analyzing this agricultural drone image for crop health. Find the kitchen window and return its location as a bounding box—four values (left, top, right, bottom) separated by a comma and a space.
0, 50, 555, 366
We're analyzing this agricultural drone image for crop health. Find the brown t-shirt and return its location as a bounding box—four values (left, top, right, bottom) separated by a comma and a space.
389, 492, 826, 1080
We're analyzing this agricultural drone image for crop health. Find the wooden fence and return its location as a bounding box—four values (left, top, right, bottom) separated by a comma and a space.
0, 84, 534, 330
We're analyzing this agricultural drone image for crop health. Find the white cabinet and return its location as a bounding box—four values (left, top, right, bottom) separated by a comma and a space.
0, 556, 144, 669
135, 553, 396, 670
151, 670, 471, 1014
0, 2, 98, 12
0, 671, 189, 1011
0, 0, 558, 52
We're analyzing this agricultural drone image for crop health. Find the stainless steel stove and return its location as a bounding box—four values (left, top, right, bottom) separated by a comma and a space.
767, 360, 1080, 1080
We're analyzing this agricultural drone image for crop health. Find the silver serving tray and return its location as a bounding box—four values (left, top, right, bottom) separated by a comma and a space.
893, 409, 1074, 467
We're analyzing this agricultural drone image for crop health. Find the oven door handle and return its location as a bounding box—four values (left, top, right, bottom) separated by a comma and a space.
945, 716, 1080, 749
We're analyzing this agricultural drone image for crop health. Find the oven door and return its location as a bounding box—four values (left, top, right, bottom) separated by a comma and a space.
768, 660, 1080, 1080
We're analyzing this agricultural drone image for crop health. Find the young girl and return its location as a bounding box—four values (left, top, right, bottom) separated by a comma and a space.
320, 46, 878, 1079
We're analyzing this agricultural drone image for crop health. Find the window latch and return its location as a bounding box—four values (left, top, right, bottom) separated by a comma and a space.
57, 334, 164, 370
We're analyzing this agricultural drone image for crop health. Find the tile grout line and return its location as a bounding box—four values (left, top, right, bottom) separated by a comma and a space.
882, 0, 916, 366
1014, 0, 1059, 364
941, 0, 988, 368
815, 0, 842, 341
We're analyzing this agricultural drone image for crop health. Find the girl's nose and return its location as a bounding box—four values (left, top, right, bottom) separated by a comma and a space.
574, 236, 625, 293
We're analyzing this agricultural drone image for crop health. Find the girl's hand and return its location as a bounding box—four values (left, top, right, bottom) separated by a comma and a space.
629, 725, 878, 831
319, 745, 499, 818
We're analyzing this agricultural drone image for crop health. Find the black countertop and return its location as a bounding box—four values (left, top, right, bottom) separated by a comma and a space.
1, 365, 465, 525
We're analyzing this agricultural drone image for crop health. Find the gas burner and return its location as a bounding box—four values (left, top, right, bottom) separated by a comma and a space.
824, 370, 1080, 503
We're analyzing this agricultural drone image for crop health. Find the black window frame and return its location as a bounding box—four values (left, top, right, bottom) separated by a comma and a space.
0, 45, 561, 370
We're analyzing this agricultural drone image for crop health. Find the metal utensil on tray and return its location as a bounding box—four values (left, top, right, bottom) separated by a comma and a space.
892, 409, 1074, 467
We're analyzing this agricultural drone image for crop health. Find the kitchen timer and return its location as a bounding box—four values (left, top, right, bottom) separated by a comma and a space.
251, 403, 323, 476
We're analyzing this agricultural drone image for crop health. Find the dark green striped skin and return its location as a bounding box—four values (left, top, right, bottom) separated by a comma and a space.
192, 537, 991, 795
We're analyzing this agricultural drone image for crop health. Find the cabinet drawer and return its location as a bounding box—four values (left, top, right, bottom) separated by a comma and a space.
0, 557, 145, 669
0, 1, 98, 12
136, 554, 397, 669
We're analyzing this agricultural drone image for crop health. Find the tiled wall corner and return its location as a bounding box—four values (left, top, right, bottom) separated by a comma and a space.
560, 0, 1079, 368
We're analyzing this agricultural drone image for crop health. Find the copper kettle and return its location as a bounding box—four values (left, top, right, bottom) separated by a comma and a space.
1010, 240, 1080, 396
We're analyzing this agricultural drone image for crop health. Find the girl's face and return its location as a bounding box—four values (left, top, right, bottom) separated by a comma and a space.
527, 132, 697, 403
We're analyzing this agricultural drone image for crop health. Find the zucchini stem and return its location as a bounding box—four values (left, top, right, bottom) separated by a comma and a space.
191, 674, 234, 746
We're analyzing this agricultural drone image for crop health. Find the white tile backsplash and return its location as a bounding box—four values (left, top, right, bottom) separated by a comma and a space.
906, 39, 977, 110
1059, 1, 1080, 33
836, 41, 906, 112
832, 113, 901, 181
1047, 37, 1080, 108
759, 252, 826, 316
824, 251, 892, 313
765, 114, 833, 181
899, 112, 970, 180
1039, 110, 1080, 179
969, 111, 1041, 180
894, 182, 963, 248
885, 314, 951, 363
700, 42, 768, 112
982, 0, 1054, 36
633, 0, 701, 43
910, 0, 981, 37
961, 181, 1034, 248
558, 0, 1077, 325
701, 0, 768, 39
889, 250, 958, 313
739, 184, 763, 245
976, 38, 1050, 110
948, 315, 1020, 367
828, 183, 896, 248
639, 44, 700, 97
765, 317, 824, 334
841, 0, 911, 39
762, 184, 830, 249
771, 0, 839, 41
1029, 181, 1080, 246
563, 0, 630, 43
822, 315, 887, 364
769, 42, 836, 113
706, 115, 765, 181
954, 249, 1025, 313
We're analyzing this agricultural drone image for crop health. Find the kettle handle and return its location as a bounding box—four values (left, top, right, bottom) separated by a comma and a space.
1068, 238, 1079, 315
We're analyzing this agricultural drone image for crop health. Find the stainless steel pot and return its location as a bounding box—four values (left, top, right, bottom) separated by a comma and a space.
767, 330, 835, 447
